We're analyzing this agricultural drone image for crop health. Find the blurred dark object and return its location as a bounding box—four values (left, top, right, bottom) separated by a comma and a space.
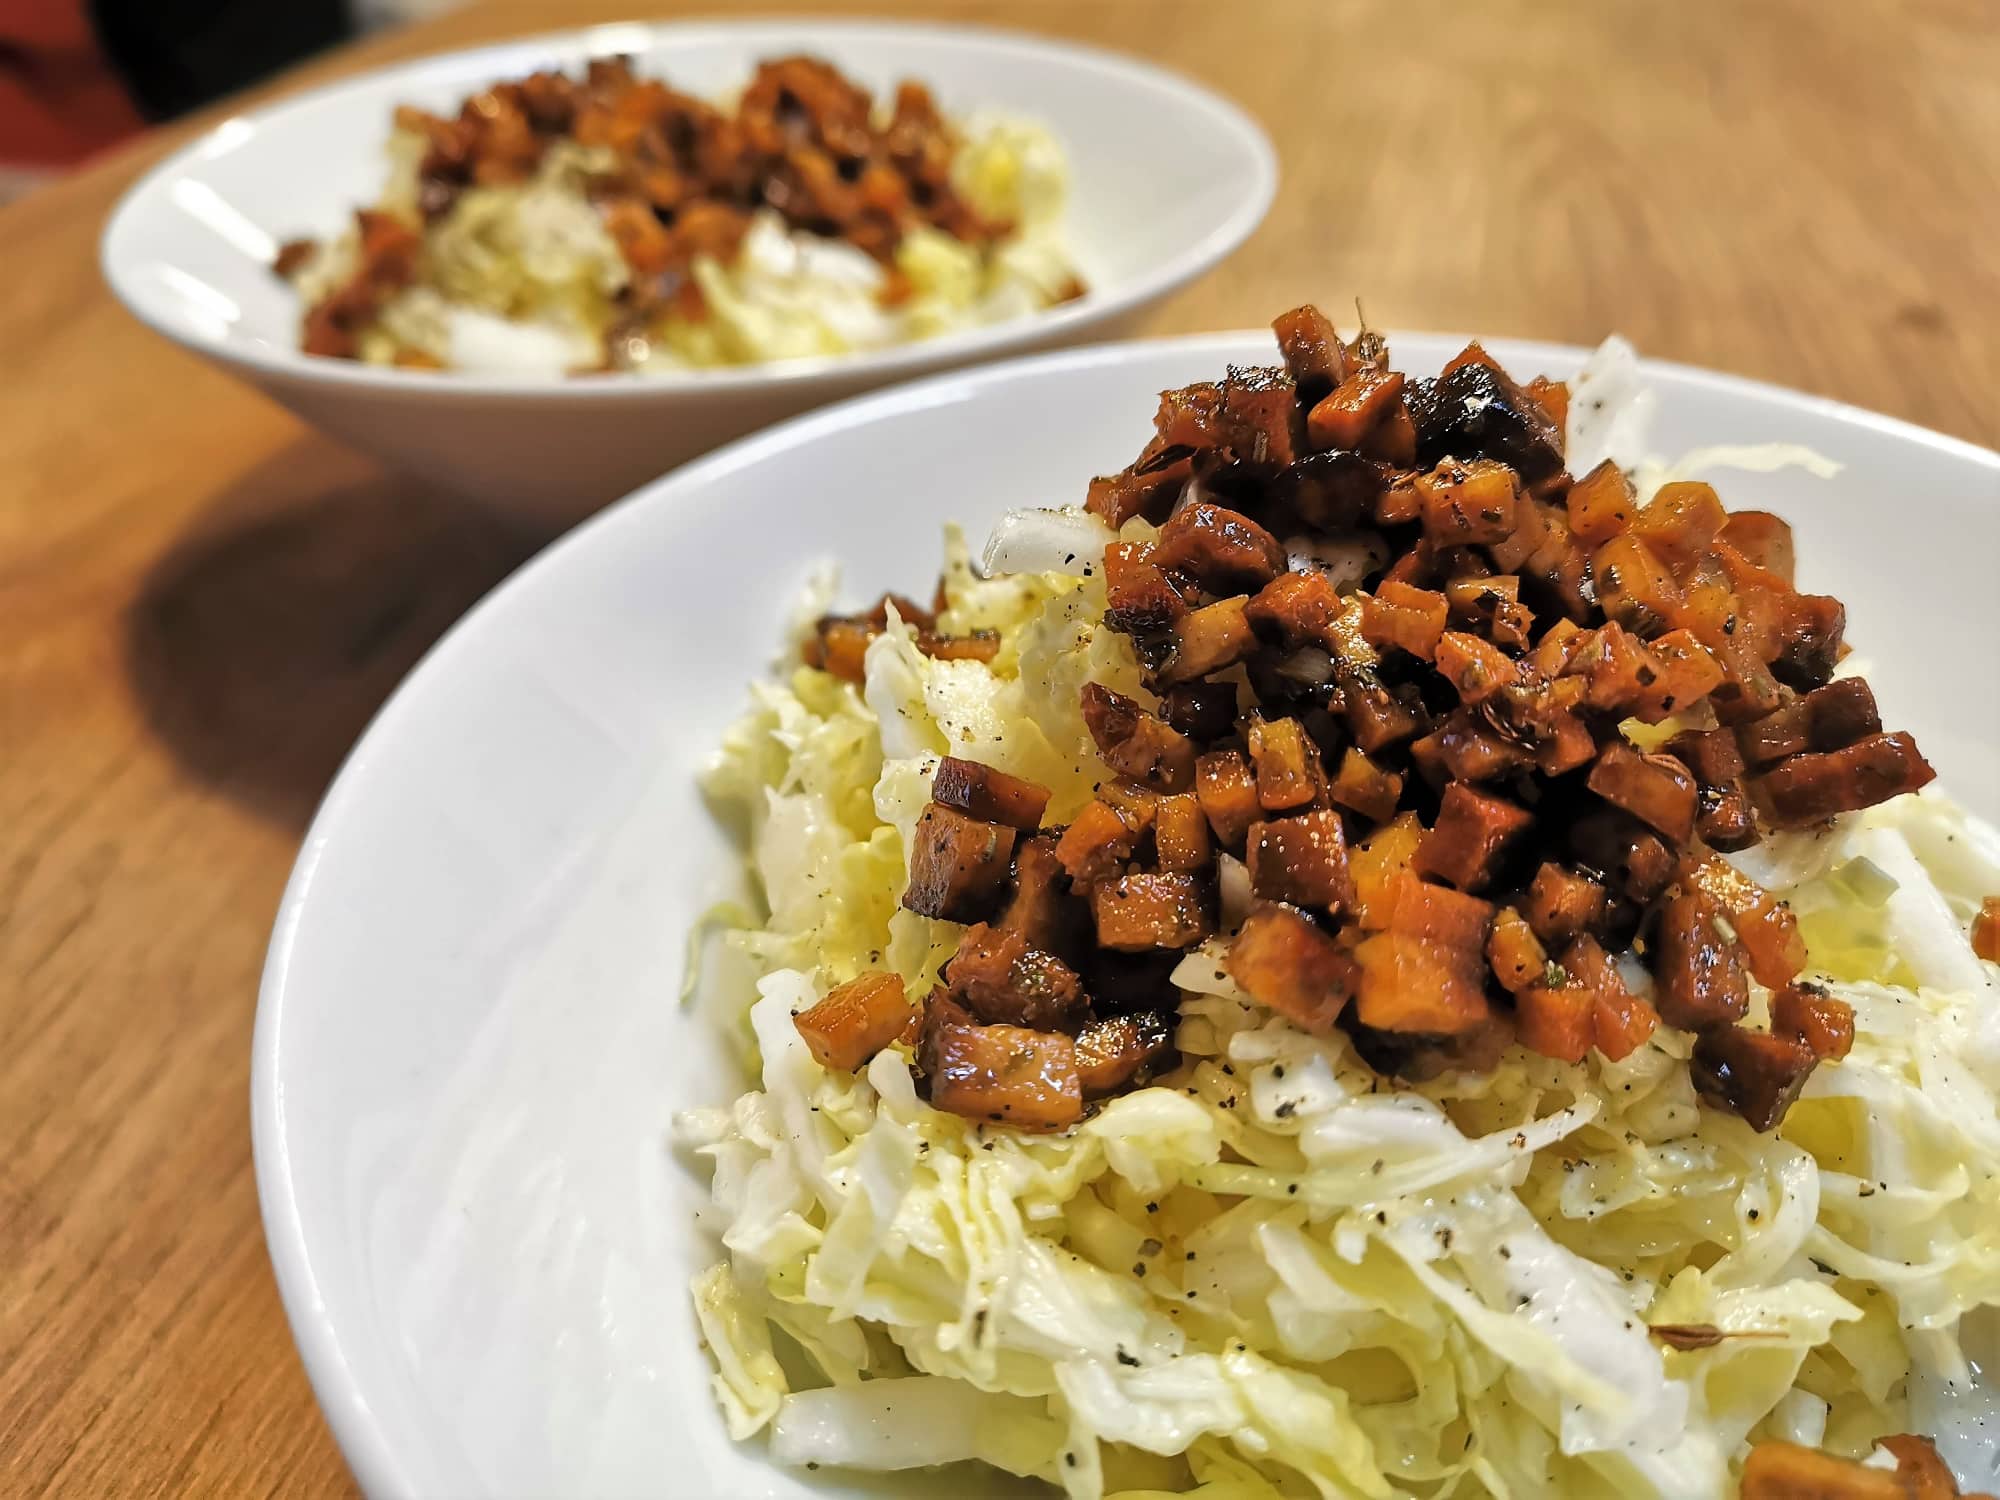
0, 0, 351, 181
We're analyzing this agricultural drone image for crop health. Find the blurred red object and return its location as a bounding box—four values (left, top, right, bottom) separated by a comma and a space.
0, 0, 146, 171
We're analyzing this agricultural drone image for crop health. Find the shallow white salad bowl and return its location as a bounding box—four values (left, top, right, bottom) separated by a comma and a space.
101, 19, 1275, 529
253, 332, 2000, 1496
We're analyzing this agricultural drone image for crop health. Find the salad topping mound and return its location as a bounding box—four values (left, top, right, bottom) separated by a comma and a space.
797, 309, 1935, 1138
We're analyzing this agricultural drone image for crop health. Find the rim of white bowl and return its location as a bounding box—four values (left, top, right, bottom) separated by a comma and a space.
102, 17, 1278, 402
252, 328, 1998, 1495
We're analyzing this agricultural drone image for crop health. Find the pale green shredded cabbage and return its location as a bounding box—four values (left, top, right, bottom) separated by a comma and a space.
679, 515, 2000, 1496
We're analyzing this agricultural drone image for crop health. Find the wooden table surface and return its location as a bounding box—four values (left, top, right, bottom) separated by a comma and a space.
4, 0, 1994, 1493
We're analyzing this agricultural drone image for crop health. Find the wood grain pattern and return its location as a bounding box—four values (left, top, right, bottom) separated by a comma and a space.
1, 0, 1993, 1493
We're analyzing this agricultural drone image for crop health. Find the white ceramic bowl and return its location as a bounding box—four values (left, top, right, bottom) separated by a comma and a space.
254, 332, 2000, 1496
101, 20, 1273, 530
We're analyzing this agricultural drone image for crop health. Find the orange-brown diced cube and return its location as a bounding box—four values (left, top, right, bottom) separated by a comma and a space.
1735, 678, 1883, 768
1247, 716, 1327, 811
793, 972, 913, 1071
1344, 681, 1429, 753
1754, 732, 1935, 828
1414, 784, 1534, 893
921, 996, 1083, 1132
1247, 569, 1342, 649
1531, 617, 1585, 676
944, 923, 1087, 1030
917, 630, 1001, 664
996, 834, 1080, 952
1080, 683, 1196, 792
1272, 303, 1348, 399
1535, 708, 1599, 778
1359, 581, 1449, 660
1524, 374, 1569, 431
1629, 629, 1725, 723
1410, 708, 1531, 786
1195, 749, 1262, 849
1592, 534, 1684, 638
1516, 982, 1595, 1064
1444, 573, 1533, 651
1738, 1442, 1905, 1500
1873, 1435, 1965, 1500
1306, 367, 1405, 452
1562, 620, 1659, 713
1091, 873, 1214, 951
1328, 747, 1404, 823
1719, 510, 1796, 584
1631, 480, 1727, 571
1102, 541, 1189, 635
805, 617, 876, 683
930, 756, 1052, 831
1691, 1025, 1817, 1132
1976, 897, 2000, 962
1433, 630, 1519, 705
1373, 474, 1422, 525
1564, 459, 1636, 545
1349, 812, 1424, 929
1159, 597, 1258, 684
1073, 1011, 1176, 1097
1771, 982, 1855, 1061
1486, 907, 1548, 995
1587, 741, 1699, 845
1154, 792, 1212, 873
1525, 863, 1608, 946
1415, 457, 1519, 546
1248, 808, 1352, 912
1228, 901, 1357, 1034
1680, 852, 1808, 990
1054, 798, 1144, 885
1563, 933, 1658, 1061
1085, 449, 1196, 528
1360, 399, 1418, 466
904, 803, 1018, 920
1153, 502, 1287, 593
1652, 890, 1751, 1030
1353, 874, 1496, 1035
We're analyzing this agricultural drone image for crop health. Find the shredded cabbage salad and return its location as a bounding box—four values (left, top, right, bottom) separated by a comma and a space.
678, 343, 2000, 1497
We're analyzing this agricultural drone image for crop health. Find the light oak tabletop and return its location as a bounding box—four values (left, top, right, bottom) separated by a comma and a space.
3, 0, 1993, 1493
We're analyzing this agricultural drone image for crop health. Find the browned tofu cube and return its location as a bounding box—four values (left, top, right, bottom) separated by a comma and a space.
1227, 901, 1358, 1034
931, 756, 1052, 831
920, 996, 1083, 1132
793, 972, 912, 1071
1091, 873, 1214, 951
1247, 809, 1352, 912
903, 803, 1017, 921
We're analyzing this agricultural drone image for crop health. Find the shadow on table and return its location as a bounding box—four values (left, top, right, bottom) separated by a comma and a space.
124, 444, 538, 830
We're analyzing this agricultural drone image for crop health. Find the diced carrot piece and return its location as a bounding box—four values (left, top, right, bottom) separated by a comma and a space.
1653, 890, 1751, 1030
904, 803, 1018, 920
1153, 502, 1287, 592
1103, 542, 1188, 635
1091, 872, 1214, 951
1629, 629, 1725, 723
1587, 741, 1699, 844
1975, 897, 2000, 962
1415, 457, 1519, 545
1564, 460, 1636, 545
1531, 617, 1585, 676
1307, 367, 1405, 451
1630, 481, 1726, 571
1359, 581, 1449, 660
1486, 907, 1547, 995
1593, 533, 1684, 638
794, 972, 913, 1071
1228, 901, 1358, 1034
1525, 863, 1608, 946
1739, 1442, 1905, 1500
1248, 809, 1352, 912
1247, 716, 1328, 811
1350, 813, 1424, 929
1247, 569, 1342, 649
1772, 982, 1855, 1061
804, 617, 876, 682
1194, 749, 1262, 849
1719, 510, 1795, 584
1433, 629, 1519, 706
1154, 792, 1212, 873
921, 996, 1082, 1132
1353, 874, 1496, 1035
1158, 597, 1258, 684
1691, 1024, 1816, 1131
1516, 983, 1594, 1064
1753, 731, 1934, 827
1073, 1011, 1176, 1097
1562, 620, 1659, 713
1328, 747, 1404, 823
930, 756, 1052, 831
1688, 852, 1816, 992
1414, 784, 1534, 893
1081, 683, 1197, 792
1563, 933, 1657, 1060
1054, 798, 1144, 885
